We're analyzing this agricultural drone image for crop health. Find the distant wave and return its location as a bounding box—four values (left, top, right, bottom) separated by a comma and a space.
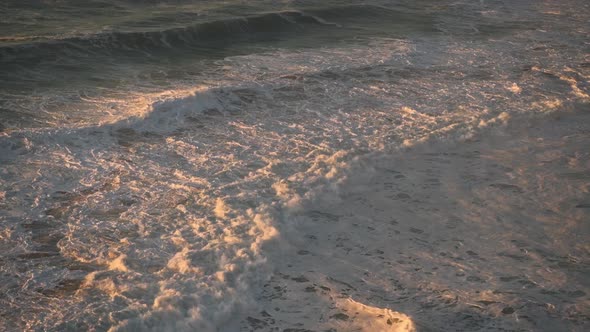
0, 11, 332, 61
0, 5, 414, 62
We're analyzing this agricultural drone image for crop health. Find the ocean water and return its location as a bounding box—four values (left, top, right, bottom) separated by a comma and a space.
0, 0, 589, 331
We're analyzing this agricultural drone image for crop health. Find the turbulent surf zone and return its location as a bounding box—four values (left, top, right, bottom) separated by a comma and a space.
0, 1, 589, 331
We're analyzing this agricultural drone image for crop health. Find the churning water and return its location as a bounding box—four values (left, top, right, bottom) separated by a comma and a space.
0, 1, 589, 331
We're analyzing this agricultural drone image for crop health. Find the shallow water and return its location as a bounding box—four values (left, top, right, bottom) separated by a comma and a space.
0, 0, 589, 331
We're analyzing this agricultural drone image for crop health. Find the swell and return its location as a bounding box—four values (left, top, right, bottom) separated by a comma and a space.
0, 12, 307, 60
0, 10, 314, 61
0, 5, 431, 63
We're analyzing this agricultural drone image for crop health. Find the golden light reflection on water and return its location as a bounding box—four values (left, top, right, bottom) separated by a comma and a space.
259, 110, 589, 331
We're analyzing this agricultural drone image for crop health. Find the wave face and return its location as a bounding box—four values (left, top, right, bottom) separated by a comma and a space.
0, 5, 436, 61
1, 0, 589, 331
0, 11, 329, 60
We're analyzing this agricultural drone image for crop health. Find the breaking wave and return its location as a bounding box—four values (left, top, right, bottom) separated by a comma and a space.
0, 5, 418, 63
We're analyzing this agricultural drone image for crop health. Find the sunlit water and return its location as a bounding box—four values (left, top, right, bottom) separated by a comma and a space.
0, 0, 589, 331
